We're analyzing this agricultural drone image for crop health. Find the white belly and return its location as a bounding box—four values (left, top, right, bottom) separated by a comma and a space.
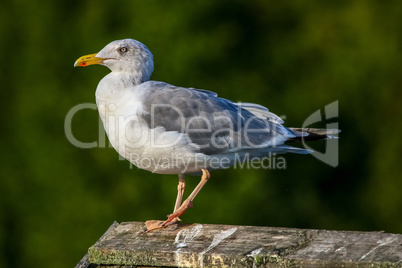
94, 74, 207, 174
96, 96, 205, 175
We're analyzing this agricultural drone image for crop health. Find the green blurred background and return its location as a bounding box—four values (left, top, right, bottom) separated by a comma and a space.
1, 0, 401, 267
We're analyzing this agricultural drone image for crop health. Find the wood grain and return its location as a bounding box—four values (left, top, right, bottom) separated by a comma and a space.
76, 221, 402, 267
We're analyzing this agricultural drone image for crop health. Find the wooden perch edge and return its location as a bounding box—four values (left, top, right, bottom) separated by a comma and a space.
75, 221, 402, 268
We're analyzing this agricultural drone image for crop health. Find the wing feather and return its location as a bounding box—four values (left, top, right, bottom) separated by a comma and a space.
138, 81, 295, 155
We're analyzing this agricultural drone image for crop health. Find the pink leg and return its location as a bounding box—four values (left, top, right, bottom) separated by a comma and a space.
145, 169, 210, 232
145, 174, 186, 231
173, 175, 186, 215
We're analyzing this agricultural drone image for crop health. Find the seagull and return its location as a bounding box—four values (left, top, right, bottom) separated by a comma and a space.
74, 39, 339, 232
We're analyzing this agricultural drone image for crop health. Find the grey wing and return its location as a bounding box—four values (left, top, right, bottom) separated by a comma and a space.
139, 81, 295, 155
240, 102, 285, 124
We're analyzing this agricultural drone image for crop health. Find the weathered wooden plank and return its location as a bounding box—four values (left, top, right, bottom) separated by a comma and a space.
81, 221, 402, 268
75, 221, 119, 268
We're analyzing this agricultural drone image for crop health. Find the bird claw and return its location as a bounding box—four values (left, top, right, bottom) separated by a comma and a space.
145, 217, 180, 233
144, 220, 166, 232
145, 201, 194, 232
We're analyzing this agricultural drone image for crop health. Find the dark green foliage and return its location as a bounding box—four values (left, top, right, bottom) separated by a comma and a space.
1, 1, 401, 267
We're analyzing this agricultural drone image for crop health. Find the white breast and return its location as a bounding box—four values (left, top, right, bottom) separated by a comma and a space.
95, 73, 204, 174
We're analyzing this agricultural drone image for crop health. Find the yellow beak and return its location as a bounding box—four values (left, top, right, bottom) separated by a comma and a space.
74, 53, 105, 67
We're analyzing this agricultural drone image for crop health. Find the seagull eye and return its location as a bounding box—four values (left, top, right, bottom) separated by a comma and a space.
119, 47, 128, 53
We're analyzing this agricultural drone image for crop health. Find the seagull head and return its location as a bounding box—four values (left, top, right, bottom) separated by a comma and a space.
74, 39, 154, 84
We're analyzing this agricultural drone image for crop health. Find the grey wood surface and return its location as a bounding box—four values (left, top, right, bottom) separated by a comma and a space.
76, 221, 402, 268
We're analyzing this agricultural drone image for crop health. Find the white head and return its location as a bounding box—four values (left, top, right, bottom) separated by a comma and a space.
75, 39, 154, 84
